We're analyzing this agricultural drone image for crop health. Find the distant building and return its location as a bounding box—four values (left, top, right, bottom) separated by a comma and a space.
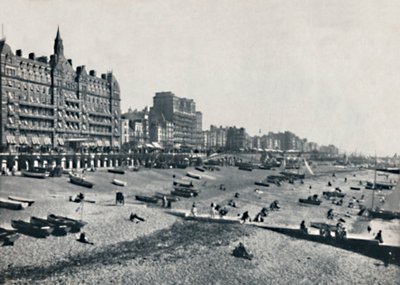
0, 28, 121, 152
149, 92, 203, 147
208, 125, 227, 149
226, 127, 246, 151
121, 107, 149, 146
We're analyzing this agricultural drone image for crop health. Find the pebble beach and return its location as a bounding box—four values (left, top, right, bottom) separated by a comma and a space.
0, 165, 399, 284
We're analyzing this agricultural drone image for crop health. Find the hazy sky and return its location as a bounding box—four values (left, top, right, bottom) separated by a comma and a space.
1, 0, 399, 156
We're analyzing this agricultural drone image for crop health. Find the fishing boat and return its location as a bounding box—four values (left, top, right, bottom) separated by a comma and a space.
174, 186, 200, 196
108, 168, 125, 175
0, 227, 20, 246
350, 187, 361, 191
186, 172, 201, 179
361, 163, 400, 220
21, 169, 49, 179
47, 214, 87, 233
195, 166, 205, 172
238, 166, 252, 171
0, 198, 28, 210
11, 220, 53, 238
366, 181, 395, 190
30, 216, 71, 236
69, 174, 94, 188
254, 181, 270, 187
171, 189, 194, 198
299, 195, 322, 205
173, 180, 194, 188
280, 171, 305, 180
154, 192, 180, 202
258, 224, 400, 265
8, 196, 35, 206
170, 210, 241, 224
135, 195, 159, 203
323, 191, 346, 198
112, 179, 127, 187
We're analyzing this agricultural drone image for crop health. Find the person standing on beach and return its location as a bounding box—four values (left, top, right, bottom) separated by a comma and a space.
210, 203, 216, 218
191, 202, 198, 217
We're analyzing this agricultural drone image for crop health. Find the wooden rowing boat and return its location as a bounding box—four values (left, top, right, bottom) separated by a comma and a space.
0, 198, 28, 210
135, 195, 159, 203
11, 220, 53, 238
186, 172, 201, 179
108, 168, 125, 174
299, 198, 322, 205
21, 169, 49, 179
8, 196, 35, 206
69, 174, 94, 188
112, 179, 127, 187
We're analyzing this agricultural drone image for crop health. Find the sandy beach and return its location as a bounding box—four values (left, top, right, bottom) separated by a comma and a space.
0, 165, 399, 284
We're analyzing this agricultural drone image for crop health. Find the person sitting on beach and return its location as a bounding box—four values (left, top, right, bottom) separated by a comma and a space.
254, 212, 264, 223
77, 232, 94, 245
218, 207, 228, 217
270, 200, 280, 211
228, 200, 237, 208
191, 202, 198, 217
327, 181, 332, 187
261, 207, 269, 217
130, 213, 145, 223
234, 193, 240, 198
375, 230, 383, 243
232, 242, 253, 260
327, 209, 334, 219
300, 220, 308, 234
240, 211, 251, 223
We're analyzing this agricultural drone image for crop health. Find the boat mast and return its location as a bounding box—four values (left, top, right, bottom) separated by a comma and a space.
371, 154, 377, 209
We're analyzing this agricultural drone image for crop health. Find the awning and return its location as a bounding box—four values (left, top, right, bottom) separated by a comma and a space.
97, 140, 103, 147
19, 136, 27, 145
32, 137, 40, 145
152, 142, 162, 149
44, 137, 52, 145
104, 141, 111, 147
146, 143, 154, 148
6, 135, 16, 145
58, 138, 65, 146
113, 141, 119, 147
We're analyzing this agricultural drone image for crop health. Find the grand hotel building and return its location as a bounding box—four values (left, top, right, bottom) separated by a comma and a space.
0, 28, 121, 152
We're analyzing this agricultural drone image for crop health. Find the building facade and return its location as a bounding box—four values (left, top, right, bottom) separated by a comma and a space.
0, 28, 121, 152
149, 92, 202, 147
121, 107, 150, 146
225, 127, 246, 151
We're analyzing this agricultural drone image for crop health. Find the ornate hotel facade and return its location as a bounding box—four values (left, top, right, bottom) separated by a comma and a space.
0, 28, 121, 152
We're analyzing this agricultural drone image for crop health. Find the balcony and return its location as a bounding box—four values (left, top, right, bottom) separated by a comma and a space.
88, 110, 112, 117
65, 117, 81, 123
19, 113, 54, 120
19, 125, 54, 132
19, 101, 54, 109
89, 119, 111, 126
65, 106, 80, 113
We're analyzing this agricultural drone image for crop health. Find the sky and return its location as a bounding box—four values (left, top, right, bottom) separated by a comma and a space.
0, 0, 399, 156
